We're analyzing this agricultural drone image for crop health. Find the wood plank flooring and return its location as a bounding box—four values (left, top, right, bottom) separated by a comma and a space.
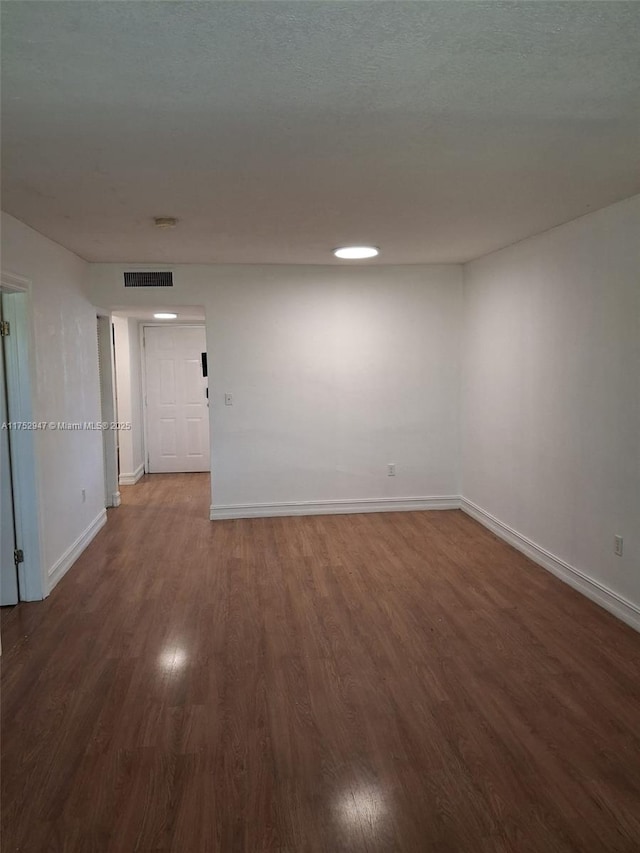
2, 473, 639, 852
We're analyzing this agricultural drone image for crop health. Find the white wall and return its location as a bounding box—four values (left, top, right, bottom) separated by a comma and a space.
462, 194, 640, 621
89, 264, 463, 511
113, 316, 144, 483
1, 212, 106, 593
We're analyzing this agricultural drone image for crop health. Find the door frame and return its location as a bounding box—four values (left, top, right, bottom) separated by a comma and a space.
0, 271, 44, 601
140, 322, 209, 475
97, 314, 120, 507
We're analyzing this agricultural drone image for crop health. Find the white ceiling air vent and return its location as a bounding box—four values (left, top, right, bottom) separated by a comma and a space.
124, 271, 173, 287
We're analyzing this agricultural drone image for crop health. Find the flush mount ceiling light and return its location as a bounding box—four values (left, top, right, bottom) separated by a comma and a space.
333, 245, 379, 260
153, 217, 178, 229
153, 312, 178, 320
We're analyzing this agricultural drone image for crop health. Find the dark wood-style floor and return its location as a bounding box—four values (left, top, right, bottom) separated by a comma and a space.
2, 474, 639, 852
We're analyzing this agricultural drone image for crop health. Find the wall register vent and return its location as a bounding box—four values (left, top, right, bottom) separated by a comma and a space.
124, 271, 173, 288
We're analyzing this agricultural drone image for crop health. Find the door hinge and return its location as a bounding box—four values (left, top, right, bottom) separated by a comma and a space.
14, 549, 24, 566
0, 320, 10, 337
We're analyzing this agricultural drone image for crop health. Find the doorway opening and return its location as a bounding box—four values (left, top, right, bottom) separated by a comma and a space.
1, 296, 19, 606
110, 307, 210, 499
0, 272, 44, 607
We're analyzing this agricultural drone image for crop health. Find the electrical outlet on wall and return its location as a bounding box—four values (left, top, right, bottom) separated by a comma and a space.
614, 535, 623, 557
387, 463, 396, 477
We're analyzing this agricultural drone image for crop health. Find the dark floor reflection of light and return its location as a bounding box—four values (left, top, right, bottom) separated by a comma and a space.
157, 645, 188, 674
335, 784, 389, 836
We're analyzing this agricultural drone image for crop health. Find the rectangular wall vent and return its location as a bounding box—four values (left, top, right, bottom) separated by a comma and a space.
124, 271, 173, 288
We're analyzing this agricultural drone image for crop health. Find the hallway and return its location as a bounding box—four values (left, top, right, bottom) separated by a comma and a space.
2, 474, 639, 851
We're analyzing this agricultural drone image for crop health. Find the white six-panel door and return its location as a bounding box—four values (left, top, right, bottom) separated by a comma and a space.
143, 325, 210, 473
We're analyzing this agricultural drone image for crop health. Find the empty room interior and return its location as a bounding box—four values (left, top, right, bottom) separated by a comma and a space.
1, 2, 639, 851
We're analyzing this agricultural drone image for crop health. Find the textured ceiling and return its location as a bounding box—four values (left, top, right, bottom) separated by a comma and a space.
2, 1, 639, 264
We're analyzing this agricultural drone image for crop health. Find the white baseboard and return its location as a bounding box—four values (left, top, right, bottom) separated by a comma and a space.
48, 509, 108, 593
119, 463, 145, 486
210, 495, 460, 521
460, 497, 640, 633
111, 491, 122, 507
